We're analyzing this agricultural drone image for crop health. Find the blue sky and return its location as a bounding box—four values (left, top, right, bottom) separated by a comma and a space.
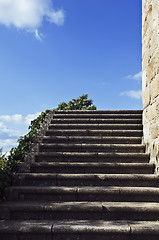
0, 0, 142, 152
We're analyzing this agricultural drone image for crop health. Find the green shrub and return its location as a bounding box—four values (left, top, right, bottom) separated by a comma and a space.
0, 110, 51, 201
0, 94, 97, 201
0, 149, 12, 201
56, 94, 96, 110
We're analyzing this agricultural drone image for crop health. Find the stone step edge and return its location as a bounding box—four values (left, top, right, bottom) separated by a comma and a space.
39, 143, 145, 148
51, 119, 142, 122
53, 114, 142, 117
43, 136, 142, 140
2, 201, 159, 212
1, 220, 159, 235
46, 129, 143, 133
54, 109, 142, 113
35, 152, 149, 161
30, 162, 153, 167
49, 124, 143, 126
15, 173, 159, 180
7, 186, 159, 195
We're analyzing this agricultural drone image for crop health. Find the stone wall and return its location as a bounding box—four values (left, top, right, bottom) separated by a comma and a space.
18, 110, 55, 173
142, 0, 159, 172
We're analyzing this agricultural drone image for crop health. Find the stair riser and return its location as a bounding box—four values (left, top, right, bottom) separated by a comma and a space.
30, 166, 153, 174
7, 191, 159, 202
51, 233, 158, 240
51, 119, 142, 124
53, 114, 142, 119
14, 178, 159, 188
43, 138, 141, 144
46, 130, 143, 137
39, 146, 145, 153
49, 125, 143, 130
0, 233, 51, 240
8, 210, 159, 221
35, 155, 149, 163
1, 233, 158, 240
54, 110, 142, 114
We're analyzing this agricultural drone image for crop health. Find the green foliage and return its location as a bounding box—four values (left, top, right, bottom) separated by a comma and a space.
0, 110, 51, 201
56, 94, 97, 110
8, 110, 50, 163
0, 94, 96, 201
0, 149, 12, 201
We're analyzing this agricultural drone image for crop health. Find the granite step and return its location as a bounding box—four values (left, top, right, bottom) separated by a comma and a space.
53, 113, 142, 119
30, 162, 154, 174
46, 129, 143, 137
43, 136, 142, 144
54, 110, 142, 114
51, 118, 142, 124
39, 143, 145, 153
13, 173, 159, 187
1, 220, 159, 240
1, 201, 159, 221
6, 186, 159, 202
49, 123, 143, 130
35, 152, 149, 163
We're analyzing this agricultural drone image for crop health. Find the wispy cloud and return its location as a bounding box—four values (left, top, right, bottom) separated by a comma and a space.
120, 90, 142, 100
0, 139, 18, 148
25, 112, 41, 125
125, 71, 142, 82
0, 112, 41, 125
0, 121, 21, 137
0, 0, 65, 40
0, 112, 41, 151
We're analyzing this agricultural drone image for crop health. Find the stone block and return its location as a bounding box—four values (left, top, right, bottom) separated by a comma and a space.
150, 75, 159, 101
147, 57, 155, 82
143, 85, 150, 109
149, 119, 159, 139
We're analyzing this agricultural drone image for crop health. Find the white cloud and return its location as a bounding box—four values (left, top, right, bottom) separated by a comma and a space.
25, 112, 41, 125
0, 114, 22, 124
0, 112, 41, 125
34, 29, 43, 41
0, 121, 20, 137
0, 139, 18, 148
0, 111, 42, 151
1, 128, 20, 137
120, 90, 142, 100
0, 0, 65, 39
125, 71, 142, 81
0, 122, 6, 128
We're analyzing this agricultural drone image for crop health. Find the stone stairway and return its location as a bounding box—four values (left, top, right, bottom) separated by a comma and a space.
1, 110, 159, 240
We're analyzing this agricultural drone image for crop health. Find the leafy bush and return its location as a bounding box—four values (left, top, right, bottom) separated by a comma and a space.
0, 110, 51, 201
0, 94, 97, 201
8, 110, 50, 163
0, 149, 12, 201
56, 94, 96, 110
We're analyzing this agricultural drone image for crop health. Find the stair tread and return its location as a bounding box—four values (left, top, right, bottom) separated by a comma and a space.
49, 123, 142, 126
46, 129, 143, 133
8, 186, 159, 193
31, 162, 153, 167
2, 201, 159, 210
1, 220, 159, 235
15, 173, 158, 179
43, 136, 142, 140
53, 114, 142, 118
51, 119, 142, 123
37, 152, 148, 156
55, 110, 142, 113
40, 143, 144, 147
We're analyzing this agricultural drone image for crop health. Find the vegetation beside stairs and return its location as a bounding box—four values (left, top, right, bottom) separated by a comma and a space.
0, 94, 96, 201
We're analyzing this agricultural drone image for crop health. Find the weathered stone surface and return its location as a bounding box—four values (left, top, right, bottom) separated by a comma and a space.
143, 0, 159, 173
